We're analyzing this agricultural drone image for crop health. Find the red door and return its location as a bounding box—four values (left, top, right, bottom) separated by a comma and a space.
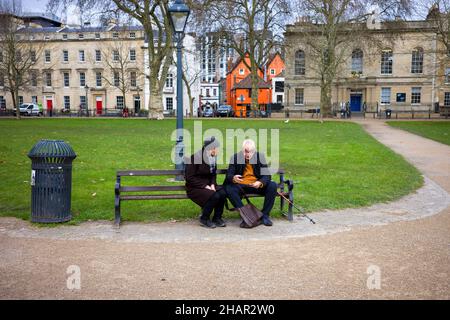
96, 100, 102, 115
46, 99, 53, 116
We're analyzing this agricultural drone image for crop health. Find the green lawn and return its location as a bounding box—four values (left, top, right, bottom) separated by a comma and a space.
387, 121, 450, 146
0, 118, 423, 224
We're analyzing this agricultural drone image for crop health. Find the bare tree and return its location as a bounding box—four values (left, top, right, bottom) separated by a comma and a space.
0, 11, 45, 119
206, 0, 289, 115
182, 44, 201, 117
97, 28, 144, 112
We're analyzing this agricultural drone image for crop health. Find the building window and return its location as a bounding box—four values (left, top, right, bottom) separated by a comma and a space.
113, 50, 119, 62
213, 88, 217, 96
78, 33, 84, 39
275, 81, 284, 93
294, 88, 304, 105
113, 72, 120, 87
130, 71, 137, 87
19, 96, 23, 105
206, 89, 210, 97
295, 50, 305, 75
411, 87, 421, 104
63, 50, 69, 62
79, 50, 85, 62
411, 48, 423, 74
381, 49, 393, 74
31, 71, 37, 87
62, 34, 68, 40
0, 96, 5, 109
45, 50, 51, 63
30, 50, 36, 62
64, 96, 70, 109
80, 96, 86, 108
381, 87, 391, 104
63, 72, 70, 87
239, 69, 244, 75
96, 72, 102, 87
270, 69, 275, 75
166, 97, 173, 110
0, 73, 4, 87
445, 92, 450, 106
95, 50, 101, 62
0, 51, 2, 62
112, 32, 119, 39
351, 49, 363, 73
116, 96, 124, 109
32, 96, 38, 104
95, 33, 100, 39
45, 72, 52, 87
129, 32, 136, 39
129, 49, 136, 61
79, 72, 86, 87
446, 68, 450, 83
165, 73, 173, 88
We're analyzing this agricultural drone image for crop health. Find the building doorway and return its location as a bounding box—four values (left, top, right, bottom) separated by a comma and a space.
96, 97, 103, 115
350, 94, 362, 112
134, 96, 141, 115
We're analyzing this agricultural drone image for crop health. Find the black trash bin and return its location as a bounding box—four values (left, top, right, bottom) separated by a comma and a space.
28, 140, 77, 223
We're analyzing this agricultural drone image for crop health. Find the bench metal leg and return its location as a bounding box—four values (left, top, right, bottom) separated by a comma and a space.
114, 197, 121, 228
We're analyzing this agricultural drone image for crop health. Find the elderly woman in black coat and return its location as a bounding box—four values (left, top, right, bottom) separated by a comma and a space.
185, 136, 227, 228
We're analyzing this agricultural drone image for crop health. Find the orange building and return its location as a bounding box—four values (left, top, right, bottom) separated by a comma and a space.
224, 52, 285, 117
265, 52, 285, 82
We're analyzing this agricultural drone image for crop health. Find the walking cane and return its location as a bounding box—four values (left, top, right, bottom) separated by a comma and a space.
277, 191, 316, 224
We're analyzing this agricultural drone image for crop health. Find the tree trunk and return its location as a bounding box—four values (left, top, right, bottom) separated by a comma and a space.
320, 81, 333, 118
250, 72, 259, 118
11, 89, 20, 119
148, 79, 164, 120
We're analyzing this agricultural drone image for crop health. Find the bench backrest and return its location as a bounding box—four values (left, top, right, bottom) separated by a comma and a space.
117, 168, 284, 177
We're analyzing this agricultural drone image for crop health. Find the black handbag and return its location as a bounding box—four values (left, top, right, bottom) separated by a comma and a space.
231, 185, 263, 228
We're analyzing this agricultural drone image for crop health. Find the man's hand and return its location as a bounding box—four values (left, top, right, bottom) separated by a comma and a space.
210, 184, 216, 191
250, 181, 263, 188
205, 185, 212, 190
233, 175, 243, 183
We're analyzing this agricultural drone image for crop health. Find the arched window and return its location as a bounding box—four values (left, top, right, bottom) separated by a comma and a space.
381, 49, 393, 74
351, 49, 363, 73
295, 50, 305, 75
411, 47, 423, 74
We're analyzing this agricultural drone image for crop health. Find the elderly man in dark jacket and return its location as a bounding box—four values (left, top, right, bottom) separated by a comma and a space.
185, 137, 227, 228
224, 139, 277, 227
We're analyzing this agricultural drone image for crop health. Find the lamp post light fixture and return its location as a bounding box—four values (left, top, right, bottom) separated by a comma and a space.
169, 0, 190, 177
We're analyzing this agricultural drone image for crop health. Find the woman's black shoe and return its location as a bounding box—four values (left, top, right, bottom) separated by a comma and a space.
212, 217, 226, 227
200, 218, 216, 228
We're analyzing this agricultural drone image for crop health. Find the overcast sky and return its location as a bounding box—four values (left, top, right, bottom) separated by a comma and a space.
22, 0, 48, 11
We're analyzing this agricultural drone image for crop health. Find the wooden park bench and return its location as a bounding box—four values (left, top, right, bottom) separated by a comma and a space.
114, 169, 294, 227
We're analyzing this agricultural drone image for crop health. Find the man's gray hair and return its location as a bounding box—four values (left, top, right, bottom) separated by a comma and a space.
242, 139, 256, 152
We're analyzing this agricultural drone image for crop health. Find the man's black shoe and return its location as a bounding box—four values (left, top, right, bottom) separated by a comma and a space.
212, 217, 226, 227
262, 216, 273, 227
200, 218, 216, 228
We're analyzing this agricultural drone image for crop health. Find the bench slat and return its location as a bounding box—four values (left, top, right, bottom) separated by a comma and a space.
120, 186, 186, 192
120, 194, 189, 200
117, 170, 185, 177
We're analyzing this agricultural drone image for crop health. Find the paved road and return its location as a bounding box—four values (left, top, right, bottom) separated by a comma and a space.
1, 119, 449, 299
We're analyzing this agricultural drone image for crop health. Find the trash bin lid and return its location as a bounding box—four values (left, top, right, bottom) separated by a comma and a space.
28, 139, 76, 159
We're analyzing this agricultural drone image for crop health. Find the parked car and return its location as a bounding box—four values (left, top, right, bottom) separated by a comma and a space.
202, 106, 215, 117
217, 105, 234, 117
16, 103, 43, 116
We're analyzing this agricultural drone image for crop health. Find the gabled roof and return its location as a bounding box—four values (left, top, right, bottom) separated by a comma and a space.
232, 74, 271, 90
227, 52, 264, 75
266, 52, 283, 66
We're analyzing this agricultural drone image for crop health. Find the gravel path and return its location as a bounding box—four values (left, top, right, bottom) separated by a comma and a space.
1, 119, 449, 299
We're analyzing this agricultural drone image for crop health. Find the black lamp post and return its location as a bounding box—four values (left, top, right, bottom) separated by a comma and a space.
169, 0, 190, 175
84, 85, 89, 117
